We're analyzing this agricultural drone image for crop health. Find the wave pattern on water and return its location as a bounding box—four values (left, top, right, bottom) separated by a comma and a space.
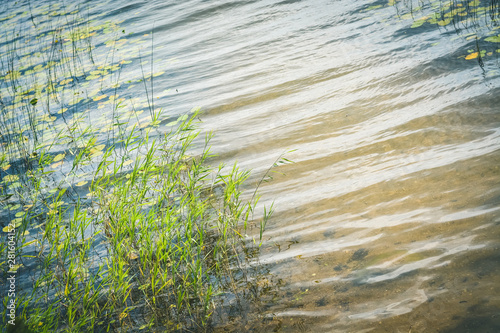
68, 0, 500, 331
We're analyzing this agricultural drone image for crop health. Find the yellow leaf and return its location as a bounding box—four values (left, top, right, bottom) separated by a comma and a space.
2, 226, 14, 232
1, 164, 10, 171
76, 180, 88, 186
465, 52, 478, 60
93, 94, 107, 101
53, 153, 65, 162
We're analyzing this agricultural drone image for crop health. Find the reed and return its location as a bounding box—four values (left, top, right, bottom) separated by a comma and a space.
0, 4, 288, 332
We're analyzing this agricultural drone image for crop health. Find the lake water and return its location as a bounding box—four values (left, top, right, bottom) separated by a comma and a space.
1, 0, 500, 331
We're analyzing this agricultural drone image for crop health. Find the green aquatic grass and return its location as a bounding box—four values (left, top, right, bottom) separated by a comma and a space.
0, 4, 288, 332
11, 115, 276, 332
386, 0, 500, 69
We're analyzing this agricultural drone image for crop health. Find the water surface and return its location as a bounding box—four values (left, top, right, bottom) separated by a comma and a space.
3, 0, 500, 331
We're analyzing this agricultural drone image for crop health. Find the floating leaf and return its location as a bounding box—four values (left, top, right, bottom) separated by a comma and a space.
2, 226, 14, 233
30, 98, 38, 106
411, 18, 427, 28
93, 95, 107, 101
76, 180, 88, 186
3, 174, 19, 183
485, 35, 500, 43
437, 19, 452, 26
465, 52, 480, 60
8, 264, 22, 272
59, 78, 73, 85
366, 5, 382, 11
153, 71, 165, 77
41, 114, 57, 122
11, 218, 22, 226
9, 182, 21, 190
53, 153, 65, 162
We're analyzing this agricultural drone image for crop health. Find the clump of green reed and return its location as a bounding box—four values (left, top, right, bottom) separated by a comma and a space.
1, 4, 286, 332
89, 113, 276, 331
4, 111, 277, 332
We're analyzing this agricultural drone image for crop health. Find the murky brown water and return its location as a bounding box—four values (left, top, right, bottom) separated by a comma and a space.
2, 0, 500, 331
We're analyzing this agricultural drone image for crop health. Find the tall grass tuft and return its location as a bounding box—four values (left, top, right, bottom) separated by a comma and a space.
0, 3, 288, 332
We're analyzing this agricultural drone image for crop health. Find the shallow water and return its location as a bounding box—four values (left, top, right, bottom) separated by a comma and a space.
2, 0, 500, 331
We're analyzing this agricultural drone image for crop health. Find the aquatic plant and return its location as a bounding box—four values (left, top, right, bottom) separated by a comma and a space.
0, 3, 287, 332
365, 0, 500, 70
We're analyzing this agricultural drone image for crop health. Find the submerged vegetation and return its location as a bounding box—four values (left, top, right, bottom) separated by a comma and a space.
0, 2, 287, 332
367, 0, 500, 71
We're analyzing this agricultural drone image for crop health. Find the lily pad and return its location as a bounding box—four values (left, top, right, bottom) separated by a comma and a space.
93, 95, 107, 101
53, 153, 65, 162
485, 35, 500, 43
465, 52, 478, 60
